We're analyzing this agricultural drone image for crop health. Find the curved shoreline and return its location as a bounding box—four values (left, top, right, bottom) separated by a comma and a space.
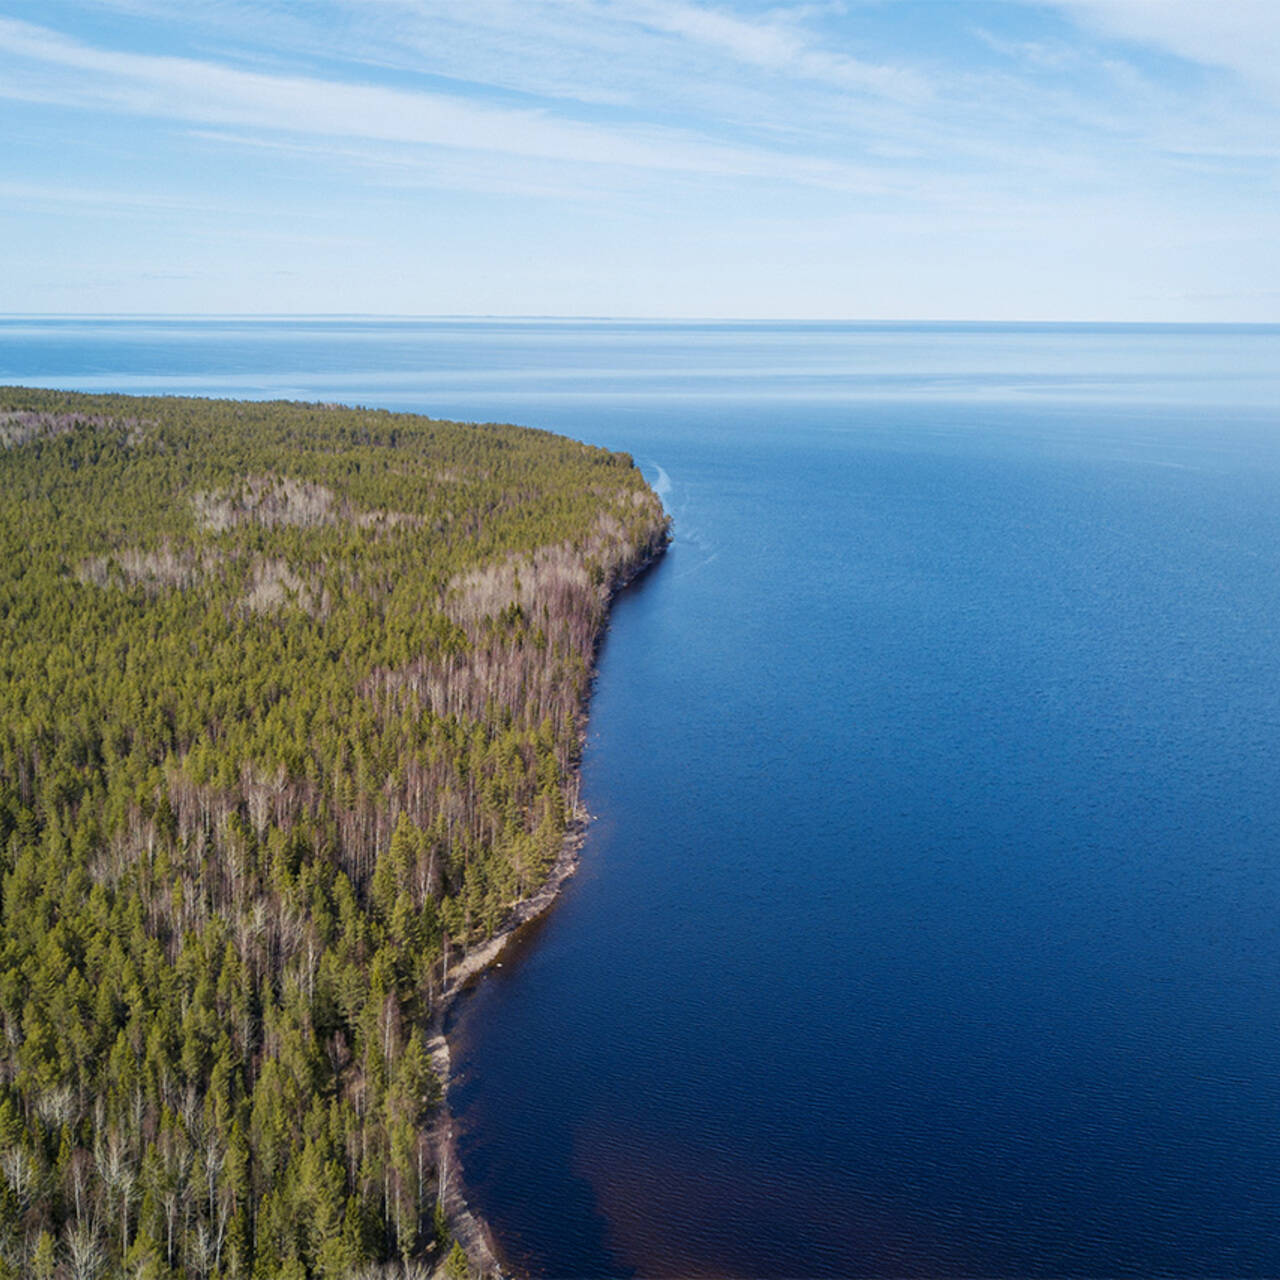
425, 536, 669, 1279
425, 813, 589, 1278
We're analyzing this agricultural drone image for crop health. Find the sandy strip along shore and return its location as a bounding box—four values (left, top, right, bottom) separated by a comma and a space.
424, 538, 669, 1278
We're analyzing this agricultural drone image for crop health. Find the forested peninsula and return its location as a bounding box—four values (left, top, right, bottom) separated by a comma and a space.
0, 388, 669, 1279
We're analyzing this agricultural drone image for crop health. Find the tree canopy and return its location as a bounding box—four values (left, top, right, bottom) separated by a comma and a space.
0, 388, 668, 1279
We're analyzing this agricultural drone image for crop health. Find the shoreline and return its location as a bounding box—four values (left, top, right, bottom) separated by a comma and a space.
425, 533, 670, 1279
425, 811, 588, 1278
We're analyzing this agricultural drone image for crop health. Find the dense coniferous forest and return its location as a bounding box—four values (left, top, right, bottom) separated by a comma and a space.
0, 388, 668, 1279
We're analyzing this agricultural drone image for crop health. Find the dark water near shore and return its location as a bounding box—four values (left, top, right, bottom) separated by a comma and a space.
6, 318, 1280, 1276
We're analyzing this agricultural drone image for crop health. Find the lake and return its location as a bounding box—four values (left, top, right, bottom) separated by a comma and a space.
5, 318, 1280, 1276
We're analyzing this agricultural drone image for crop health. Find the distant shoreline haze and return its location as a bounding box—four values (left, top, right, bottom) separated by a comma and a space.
2, 317, 1278, 411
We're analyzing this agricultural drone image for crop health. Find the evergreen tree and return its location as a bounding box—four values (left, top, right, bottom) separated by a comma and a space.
0, 387, 668, 1276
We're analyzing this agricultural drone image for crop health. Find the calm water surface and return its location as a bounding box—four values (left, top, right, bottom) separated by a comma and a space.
5, 319, 1280, 1276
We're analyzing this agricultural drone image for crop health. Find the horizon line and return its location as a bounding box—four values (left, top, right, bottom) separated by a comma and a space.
2, 313, 1279, 328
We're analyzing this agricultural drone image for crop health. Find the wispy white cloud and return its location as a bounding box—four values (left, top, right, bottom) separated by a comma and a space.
2, 1, 1278, 317
1032, 0, 1280, 97
26, 0, 1270, 190
36, 0, 929, 155
600, 0, 930, 100
0, 16, 906, 192
4, 5, 1271, 249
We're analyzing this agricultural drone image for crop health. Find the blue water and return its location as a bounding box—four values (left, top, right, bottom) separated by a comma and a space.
5, 318, 1280, 1277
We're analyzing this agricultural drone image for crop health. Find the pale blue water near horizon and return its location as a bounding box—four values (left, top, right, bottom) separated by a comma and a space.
5, 318, 1280, 1276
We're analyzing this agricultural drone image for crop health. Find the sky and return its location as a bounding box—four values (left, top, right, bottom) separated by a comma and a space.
1, 0, 1278, 319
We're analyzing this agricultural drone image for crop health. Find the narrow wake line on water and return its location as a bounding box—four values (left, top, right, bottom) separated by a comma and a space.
647, 460, 717, 575
646, 463, 720, 579
676, 550, 720, 579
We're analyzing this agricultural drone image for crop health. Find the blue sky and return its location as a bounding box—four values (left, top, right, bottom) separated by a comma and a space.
2, 0, 1278, 319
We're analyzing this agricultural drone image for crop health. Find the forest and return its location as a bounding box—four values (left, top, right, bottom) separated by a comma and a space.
0, 388, 669, 1279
